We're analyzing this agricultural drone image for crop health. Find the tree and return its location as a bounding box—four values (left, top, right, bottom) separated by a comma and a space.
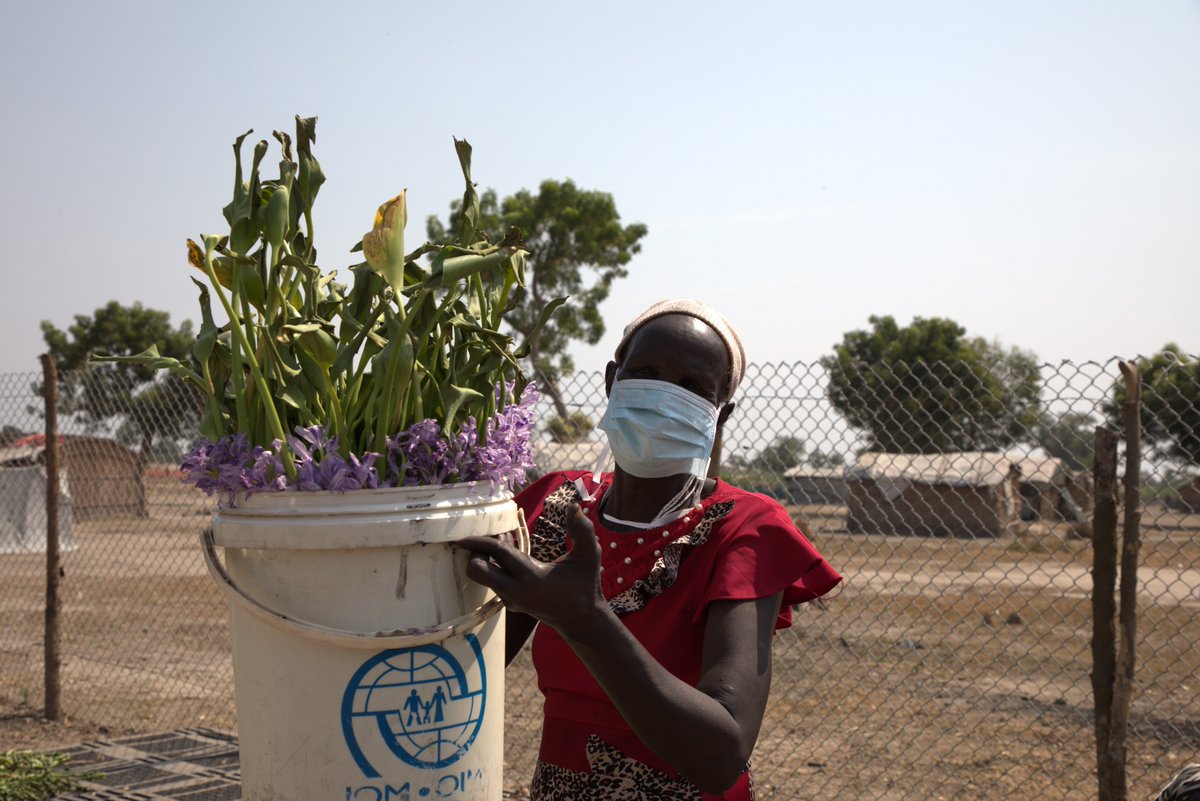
1033, 410, 1096, 471
808, 449, 845, 469
1107, 344, 1200, 466
427, 180, 647, 419
546, 411, 595, 444
821, 315, 1041, 453
0, 425, 27, 446
753, 435, 807, 472
39, 301, 202, 456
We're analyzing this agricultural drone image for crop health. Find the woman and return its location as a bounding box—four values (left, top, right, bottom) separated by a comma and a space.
459, 299, 841, 800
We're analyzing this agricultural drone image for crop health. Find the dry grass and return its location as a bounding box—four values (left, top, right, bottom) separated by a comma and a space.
2, 484, 1199, 799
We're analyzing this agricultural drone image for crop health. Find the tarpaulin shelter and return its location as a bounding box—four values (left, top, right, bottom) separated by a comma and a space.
0, 446, 74, 554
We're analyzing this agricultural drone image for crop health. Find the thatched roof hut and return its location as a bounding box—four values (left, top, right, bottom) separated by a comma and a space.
1175, 476, 1200, 513
781, 467, 848, 506
1008, 454, 1089, 523
846, 452, 1020, 538
4, 435, 146, 520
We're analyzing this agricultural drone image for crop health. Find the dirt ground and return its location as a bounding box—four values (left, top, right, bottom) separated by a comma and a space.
2, 482, 1199, 800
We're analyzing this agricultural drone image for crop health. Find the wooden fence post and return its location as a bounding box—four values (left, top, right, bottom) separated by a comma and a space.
1093, 361, 1143, 801
1092, 425, 1119, 800
41, 353, 62, 722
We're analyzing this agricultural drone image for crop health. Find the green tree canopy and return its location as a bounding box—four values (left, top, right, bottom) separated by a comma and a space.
753, 435, 807, 472
40, 301, 201, 456
821, 315, 1041, 453
1107, 344, 1200, 465
0, 425, 27, 446
808, 448, 846, 469
427, 179, 647, 417
1033, 410, 1096, 472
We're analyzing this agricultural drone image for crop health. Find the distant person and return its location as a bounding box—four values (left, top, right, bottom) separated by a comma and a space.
1153, 764, 1200, 801
460, 299, 842, 800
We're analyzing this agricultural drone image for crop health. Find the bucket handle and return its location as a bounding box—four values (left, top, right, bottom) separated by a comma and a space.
201, 509, 530, 649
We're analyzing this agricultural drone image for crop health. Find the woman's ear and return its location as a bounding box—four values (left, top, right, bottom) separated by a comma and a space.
604, 361, 617, 397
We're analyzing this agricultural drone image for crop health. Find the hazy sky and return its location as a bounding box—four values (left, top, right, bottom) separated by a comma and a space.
2, 1, 1197, 379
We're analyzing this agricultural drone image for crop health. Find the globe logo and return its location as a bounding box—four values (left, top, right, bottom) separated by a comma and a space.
341, 635, 487, 777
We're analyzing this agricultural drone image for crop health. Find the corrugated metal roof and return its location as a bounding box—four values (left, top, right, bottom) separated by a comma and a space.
781, 467, 847, 480
847, 451, 1018, 487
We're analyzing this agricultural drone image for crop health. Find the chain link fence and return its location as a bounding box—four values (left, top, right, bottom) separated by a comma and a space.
1, 358, 1197, 799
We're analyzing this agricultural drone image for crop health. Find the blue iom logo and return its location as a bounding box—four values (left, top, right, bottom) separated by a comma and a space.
341, 635, 487, 777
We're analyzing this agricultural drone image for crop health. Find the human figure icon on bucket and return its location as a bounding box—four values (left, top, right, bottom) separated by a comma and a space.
458, 299, 842, 800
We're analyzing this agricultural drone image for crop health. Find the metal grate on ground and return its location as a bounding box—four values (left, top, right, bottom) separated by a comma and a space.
51, 728, 526, 800
52, 728, 241, 801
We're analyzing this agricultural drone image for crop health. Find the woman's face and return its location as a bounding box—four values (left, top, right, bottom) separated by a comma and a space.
607, 314, 731, 409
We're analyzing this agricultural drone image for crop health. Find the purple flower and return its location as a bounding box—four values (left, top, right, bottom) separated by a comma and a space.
246, 439, 288, 495
181, 433, 286, 506
387, 419, 451, 486
476, 382, 540, 491
180, 383, 539, 501
287, 425, 381, 493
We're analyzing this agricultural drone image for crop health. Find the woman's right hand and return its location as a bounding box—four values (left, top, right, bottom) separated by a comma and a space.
456, 503, 607, 636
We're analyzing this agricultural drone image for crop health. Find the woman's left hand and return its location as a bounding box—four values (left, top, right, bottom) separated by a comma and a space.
456, 503, 606, 635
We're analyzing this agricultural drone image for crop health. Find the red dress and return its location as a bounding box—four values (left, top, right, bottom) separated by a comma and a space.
514, 471, 842, 801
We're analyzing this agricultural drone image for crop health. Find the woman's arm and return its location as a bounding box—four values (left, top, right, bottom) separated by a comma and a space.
459, 503, 780, 793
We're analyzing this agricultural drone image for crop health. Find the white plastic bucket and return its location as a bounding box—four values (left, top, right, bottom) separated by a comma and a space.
202, 483, 527, 801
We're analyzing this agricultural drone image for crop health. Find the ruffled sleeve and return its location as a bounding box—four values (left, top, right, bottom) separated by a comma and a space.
693, 490, 841, 629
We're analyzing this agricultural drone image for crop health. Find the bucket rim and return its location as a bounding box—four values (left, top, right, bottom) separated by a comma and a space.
216, 481, 514, 517
209, 482, 522, 549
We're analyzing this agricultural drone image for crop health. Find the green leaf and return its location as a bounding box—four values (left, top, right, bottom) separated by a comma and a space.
453, 138, 480, 245
222, 128, 254, 227
513, 296, 569, 359
439, 382, 484, 433
91, 346, 205, 389
295, 115, 325, 213
276, 382, 305, 411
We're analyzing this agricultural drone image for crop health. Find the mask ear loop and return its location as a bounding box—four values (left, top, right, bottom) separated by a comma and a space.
631, 454, 711, 528
656, 475, 701, 517
574, 441, 612, 503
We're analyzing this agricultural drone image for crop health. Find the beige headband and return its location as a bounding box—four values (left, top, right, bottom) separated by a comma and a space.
614, 299, 747, 399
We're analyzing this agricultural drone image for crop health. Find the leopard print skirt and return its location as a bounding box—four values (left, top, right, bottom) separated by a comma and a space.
528, 735, 754, 800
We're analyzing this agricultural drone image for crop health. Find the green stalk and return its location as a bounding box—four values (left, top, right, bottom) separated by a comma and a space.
227, 312, 250, 435
318, 367, 350, 452
266, 243, 279, 327
303, 208, 315, 263
201, 240, 295, 477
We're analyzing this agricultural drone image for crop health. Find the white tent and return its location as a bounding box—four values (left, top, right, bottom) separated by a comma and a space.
0, 464, 75, 554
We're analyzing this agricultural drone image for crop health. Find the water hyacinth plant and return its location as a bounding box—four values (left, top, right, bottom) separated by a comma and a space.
100, 117, 560, 503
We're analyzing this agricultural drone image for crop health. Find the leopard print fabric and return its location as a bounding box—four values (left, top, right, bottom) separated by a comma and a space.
1154, 764, 1200, 801
530, 736, 754, 800
529, 478, 735, 616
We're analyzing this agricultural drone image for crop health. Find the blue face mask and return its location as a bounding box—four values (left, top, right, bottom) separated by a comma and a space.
598, 379, 720, 480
